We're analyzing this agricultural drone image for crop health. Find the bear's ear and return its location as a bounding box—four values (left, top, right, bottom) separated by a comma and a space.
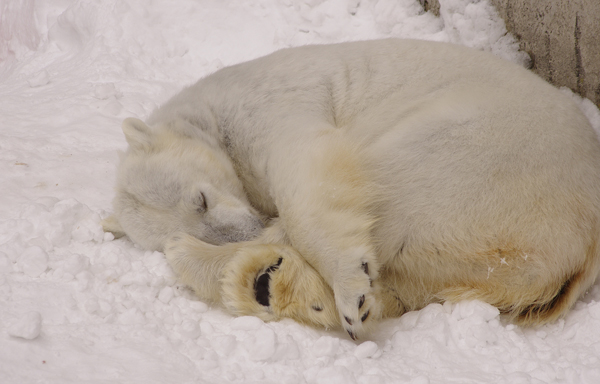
122, 117, 152, 151
101, 215, 126, 239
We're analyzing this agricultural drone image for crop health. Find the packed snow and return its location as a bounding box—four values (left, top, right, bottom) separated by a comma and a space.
1, 0, 600, 383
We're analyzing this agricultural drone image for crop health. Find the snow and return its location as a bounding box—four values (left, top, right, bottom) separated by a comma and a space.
1, 0, 600, 383
7, 311, 42, 340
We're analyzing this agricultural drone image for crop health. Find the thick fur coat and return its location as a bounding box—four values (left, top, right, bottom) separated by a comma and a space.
104, 39, 600, 339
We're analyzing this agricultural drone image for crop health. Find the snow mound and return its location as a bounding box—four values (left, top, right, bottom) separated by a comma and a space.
7, 311, 43, 340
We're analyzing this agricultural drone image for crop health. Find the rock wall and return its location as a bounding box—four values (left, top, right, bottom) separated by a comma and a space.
422, 0, 600, 108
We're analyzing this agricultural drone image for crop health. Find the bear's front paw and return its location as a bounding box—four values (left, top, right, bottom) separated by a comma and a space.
332, 252, 382, 340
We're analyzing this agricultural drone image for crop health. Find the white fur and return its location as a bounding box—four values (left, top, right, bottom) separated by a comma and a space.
105, 39, 600, 339
106, 119, 264, 251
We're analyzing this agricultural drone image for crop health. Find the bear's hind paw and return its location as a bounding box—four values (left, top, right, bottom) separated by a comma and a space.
220, 244, 339, 329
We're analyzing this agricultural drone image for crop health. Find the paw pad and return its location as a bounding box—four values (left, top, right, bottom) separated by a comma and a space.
253, 258, 283, 307
254, 272, 272, 306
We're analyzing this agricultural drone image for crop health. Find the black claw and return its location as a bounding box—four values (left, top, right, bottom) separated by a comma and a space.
265, 258, 283, 273
358, 295, 365, 309
344, 316, 353, 326
361, 310, 370, 322
347, 329, 357, 340
361, 262, 369, 275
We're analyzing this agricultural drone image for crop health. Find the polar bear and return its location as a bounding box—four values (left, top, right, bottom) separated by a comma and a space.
103, 39, 600, 339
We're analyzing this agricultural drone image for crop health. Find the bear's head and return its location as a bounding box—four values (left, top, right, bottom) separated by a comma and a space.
103, 117, 264, 251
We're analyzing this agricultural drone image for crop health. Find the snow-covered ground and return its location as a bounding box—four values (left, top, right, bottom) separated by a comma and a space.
2, 0, 600, 383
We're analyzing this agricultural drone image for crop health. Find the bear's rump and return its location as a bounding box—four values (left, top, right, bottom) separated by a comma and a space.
361, 81, 600, 308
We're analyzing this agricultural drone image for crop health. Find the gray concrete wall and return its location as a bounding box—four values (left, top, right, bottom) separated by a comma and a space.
421, 0, 600, 108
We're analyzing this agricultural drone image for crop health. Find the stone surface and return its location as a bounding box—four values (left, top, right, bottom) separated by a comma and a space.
420, 0, 441, 15
492, 0, 600, 108
422, 0, 600, 108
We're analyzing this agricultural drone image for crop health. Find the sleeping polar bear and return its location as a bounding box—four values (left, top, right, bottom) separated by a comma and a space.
103, 39, 600, 340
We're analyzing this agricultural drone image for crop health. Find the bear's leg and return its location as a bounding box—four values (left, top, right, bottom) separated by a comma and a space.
164, 232, 235, 303
271, 131, 382, 339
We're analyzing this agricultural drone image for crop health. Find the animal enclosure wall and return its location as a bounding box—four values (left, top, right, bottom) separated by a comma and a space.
423, 0, 600, 108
